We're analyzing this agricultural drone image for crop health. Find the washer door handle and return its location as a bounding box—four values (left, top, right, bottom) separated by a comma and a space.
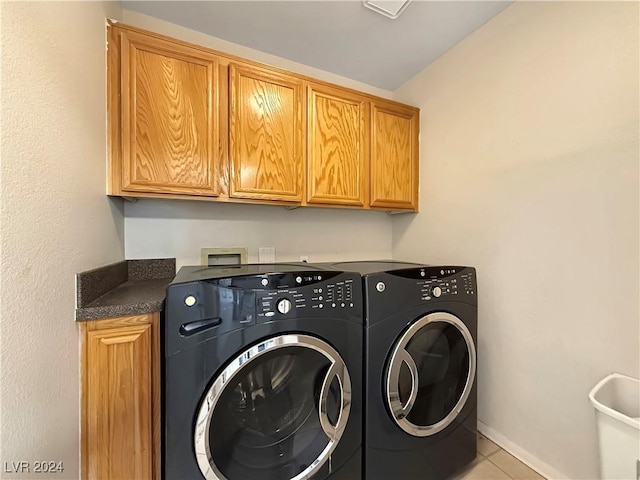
319, 361, 347, 441
387, 348, 419, 420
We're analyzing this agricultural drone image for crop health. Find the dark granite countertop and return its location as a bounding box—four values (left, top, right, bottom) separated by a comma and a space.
76, 259, 175, 321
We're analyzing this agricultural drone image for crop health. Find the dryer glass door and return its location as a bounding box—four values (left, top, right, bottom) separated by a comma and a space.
194, 334, 351, 480
386, 312, 476, 437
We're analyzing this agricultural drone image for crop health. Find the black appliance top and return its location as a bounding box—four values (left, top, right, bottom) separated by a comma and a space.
171, 262, 324, 284
322, 260, 425, 275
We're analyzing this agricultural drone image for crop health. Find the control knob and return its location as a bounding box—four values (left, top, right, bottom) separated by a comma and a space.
277, 298, 292, 314
432, 286, 442, 298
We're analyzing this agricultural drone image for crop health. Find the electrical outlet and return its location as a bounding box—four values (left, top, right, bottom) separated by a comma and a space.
299, 256, 309, 263
258, 247, 276, 264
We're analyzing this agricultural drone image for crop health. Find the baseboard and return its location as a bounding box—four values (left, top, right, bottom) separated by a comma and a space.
477, 421, 569, 480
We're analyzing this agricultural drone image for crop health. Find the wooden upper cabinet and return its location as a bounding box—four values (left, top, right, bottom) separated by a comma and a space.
307, 84, 368, 206
116, 29, 220, 196
370, 101, 419, 211
229, 63, 304, 202
107, 24, 420, 211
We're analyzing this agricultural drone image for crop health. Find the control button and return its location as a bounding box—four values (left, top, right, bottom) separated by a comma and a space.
319, 296, 323, 301
295, 276, 302, 284
261, 278, 268, 287
265, 311, 275, 317
319, 304, 324, 309
332, 303, 336, 308
350, 303, 354, 307
276, 298, 292, 314
440, 270, 445, 275
341, 303, 345, 308
184, 295, 197, 307
432, 286, 442, 298
376, 282, 386, 292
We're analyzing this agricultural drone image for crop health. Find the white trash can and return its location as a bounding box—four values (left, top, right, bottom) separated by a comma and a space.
589, 373, 640, 480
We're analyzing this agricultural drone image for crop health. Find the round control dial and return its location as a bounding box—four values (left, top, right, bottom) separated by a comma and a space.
432, 286, 442, 298
276, 298, 292, 314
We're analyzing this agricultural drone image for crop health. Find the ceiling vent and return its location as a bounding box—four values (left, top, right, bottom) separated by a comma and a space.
362, 0, 412, 19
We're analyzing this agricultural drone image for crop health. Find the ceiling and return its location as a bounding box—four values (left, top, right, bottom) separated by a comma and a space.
122, 1, 513, 90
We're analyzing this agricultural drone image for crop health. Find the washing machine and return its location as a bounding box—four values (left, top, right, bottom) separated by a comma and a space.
328, 261, 478, 480
163, 264, 362, 480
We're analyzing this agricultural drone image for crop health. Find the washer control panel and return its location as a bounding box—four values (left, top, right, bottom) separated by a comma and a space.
254, 272, 358, 320
166, 267, 364, 354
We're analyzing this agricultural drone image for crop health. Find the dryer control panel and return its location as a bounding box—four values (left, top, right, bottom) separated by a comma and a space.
417, 272, 475, 301
367, 266, 477, 308
389, 266, 476, 300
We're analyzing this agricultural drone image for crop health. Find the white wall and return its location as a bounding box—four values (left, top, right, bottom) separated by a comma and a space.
0, 2, 124, 478
125, 200, 392, 268
392, 2, 639, 479
120, 10, 395, 268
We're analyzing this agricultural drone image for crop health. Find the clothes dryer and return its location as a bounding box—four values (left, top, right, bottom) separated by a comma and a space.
329, 261, 478, 480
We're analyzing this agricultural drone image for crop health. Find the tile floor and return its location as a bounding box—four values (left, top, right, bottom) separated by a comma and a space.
452, 433, 546, 480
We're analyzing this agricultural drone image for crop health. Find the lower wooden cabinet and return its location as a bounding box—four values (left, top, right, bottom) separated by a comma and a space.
80, 313, 160, 480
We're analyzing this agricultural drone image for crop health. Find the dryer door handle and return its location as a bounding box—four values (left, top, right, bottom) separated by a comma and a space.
318, 360, 349, 441
387, 348, 419, 420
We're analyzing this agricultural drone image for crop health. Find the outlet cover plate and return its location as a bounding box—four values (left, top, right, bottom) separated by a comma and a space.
258, 247, 276, 264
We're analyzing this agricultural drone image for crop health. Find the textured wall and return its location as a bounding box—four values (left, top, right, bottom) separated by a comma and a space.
392, 2, 639, 479
125, 200, 393, 268
0, 2, 124, 477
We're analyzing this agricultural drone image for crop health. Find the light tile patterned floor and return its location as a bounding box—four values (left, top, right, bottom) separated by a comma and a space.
452, 433, 546, 480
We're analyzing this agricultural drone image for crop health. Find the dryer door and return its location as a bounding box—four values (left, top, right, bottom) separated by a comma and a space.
385, 312, 476, 437
194, 334, 351, 480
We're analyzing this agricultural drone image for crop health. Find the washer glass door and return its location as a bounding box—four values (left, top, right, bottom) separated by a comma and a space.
195, 334, 351, 480
386, 312, 476, 437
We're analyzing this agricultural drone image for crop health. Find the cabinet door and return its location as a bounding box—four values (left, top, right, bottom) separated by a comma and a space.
307, 84, 368, 206
229, 63, 304, 202
120, 30, 220, 196
85, 323, 153, 479
370, 102, 419, 210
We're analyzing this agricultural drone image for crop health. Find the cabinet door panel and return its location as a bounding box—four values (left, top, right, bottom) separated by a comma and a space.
86, 324, 152, 479
370, 103, 419, 210
230, 64, 303, 201
121, 31, 219, 196
308, 85, 367, 205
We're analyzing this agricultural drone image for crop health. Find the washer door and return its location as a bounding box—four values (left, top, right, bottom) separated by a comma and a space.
385, 312, 476, 437
194, 334, 351, 480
